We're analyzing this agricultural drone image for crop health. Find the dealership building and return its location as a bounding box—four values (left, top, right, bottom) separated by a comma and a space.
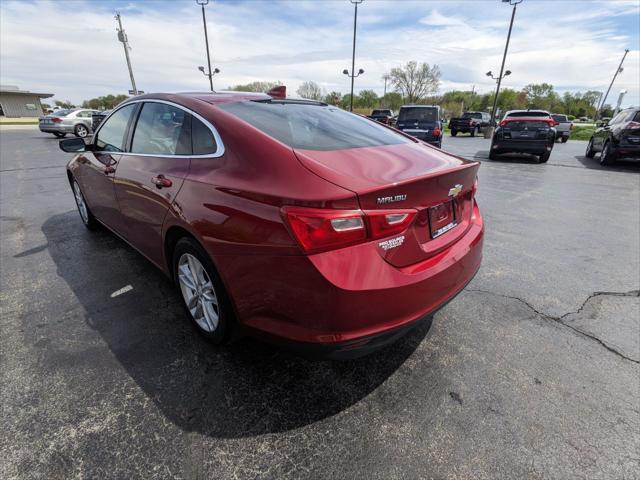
0, 85, 53, 118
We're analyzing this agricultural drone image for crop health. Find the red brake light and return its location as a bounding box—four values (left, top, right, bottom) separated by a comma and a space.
52, 117, 62, 123
282, 207, 366, 253
433, 127, 442, 137
282, 207, 417, 253
365, 209, 417, 240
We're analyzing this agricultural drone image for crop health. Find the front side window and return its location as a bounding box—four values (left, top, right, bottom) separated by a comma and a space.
220, 101, 410, 151
95, 104, 136, 152
131, 102, 191, 155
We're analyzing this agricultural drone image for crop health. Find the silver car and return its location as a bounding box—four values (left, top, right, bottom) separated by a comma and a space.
39, 109, 99, 138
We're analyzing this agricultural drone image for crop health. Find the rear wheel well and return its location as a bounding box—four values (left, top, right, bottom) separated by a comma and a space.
164, 226, 200, 280
66, 169, 74, 187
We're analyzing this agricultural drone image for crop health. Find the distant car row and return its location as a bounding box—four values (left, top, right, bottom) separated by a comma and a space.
39, 108, 99, 138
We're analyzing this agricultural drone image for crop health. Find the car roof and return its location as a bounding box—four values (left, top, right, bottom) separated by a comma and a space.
131, 91, 272, 106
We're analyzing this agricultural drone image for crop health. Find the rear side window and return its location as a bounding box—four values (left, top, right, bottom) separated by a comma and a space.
95, 104, 136, 152
131, 102, 191, 155
191, 116, 217, 155
219, 101, 410, 151
399, 107, 438, 122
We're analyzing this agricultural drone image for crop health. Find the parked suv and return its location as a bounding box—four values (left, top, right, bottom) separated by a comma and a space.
449, 111, 491, 137
39, 108, 98, 138
368, 108, 394, 125
395, 105, 443, 148
489, 110, 557, 163
551, 114, 572, 143
585, 107, 640, 165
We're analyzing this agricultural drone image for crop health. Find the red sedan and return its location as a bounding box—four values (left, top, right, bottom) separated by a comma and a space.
61, 91, 483, 358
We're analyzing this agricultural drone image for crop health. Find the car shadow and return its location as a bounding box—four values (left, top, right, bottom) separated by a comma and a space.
476, 151, 541, 164
573, 155, 640, 173
41, 211, 430, 438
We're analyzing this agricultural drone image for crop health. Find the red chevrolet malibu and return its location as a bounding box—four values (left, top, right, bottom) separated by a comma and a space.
61, 91, 483, 358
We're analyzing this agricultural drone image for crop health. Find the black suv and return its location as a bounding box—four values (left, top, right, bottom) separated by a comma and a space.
395, 105, 443, 148
585, 108, 640, 165
489, 110, 556, 163
449, 111, 491, 136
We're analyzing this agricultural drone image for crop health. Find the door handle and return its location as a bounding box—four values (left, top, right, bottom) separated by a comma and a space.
152, 175, 172, 188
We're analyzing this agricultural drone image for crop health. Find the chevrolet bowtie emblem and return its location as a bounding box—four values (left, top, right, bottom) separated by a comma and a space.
448, 184, 463, 197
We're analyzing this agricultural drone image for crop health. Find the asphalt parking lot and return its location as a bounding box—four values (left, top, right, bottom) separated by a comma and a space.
1, 126, 639, 479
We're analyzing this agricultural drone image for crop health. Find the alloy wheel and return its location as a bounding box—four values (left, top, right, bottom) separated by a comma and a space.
177, 253, 219, 333
73, 181, 89, 224
76, 125, 88, 137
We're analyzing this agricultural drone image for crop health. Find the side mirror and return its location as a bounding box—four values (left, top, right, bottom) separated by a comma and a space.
59, 137, 87, 153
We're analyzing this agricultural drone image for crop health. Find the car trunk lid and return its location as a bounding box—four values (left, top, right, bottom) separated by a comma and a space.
293, 142, 479, 267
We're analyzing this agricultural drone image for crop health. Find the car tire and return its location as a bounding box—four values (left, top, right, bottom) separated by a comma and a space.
488, 147, 498, 160
585, 137, 596, 158
74, 124, 89, 138
470, 127, 475, 137
539, 151, 551, 163
72, 178, 98, 230
561, 136, 568, 143
53, 132, 66, 138
172, 237, 234, 344
599, 141, 616, 166
451, 129, 457, 137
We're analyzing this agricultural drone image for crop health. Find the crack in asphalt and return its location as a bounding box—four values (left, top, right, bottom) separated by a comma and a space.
466, 288, 640, 364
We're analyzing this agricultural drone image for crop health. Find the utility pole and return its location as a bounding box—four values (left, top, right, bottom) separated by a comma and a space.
489, 0, 522, 126
596, 49, 629, 119
382, 74, 390, 107
196, 0, 214, 92
115, 12, 138, 95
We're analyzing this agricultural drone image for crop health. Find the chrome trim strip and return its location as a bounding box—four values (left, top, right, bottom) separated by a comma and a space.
92, 98, 225, 159
403, 129, 430, 133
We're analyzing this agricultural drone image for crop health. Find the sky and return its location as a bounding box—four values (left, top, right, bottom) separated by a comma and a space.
1, 0, 639, 108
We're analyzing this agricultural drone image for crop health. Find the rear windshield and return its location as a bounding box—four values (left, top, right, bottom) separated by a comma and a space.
462, 112, 482, 119
398, 107, 438, 122
219, 101, 411, 151
506, 111, 549, 118
632, 111, 640, 122
51, 109, 71, 117
371, 110, 391, 116
552, 114, 568, 122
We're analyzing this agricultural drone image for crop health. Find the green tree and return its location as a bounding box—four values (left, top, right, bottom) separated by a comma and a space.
81, 94, 128, 110
389, 61, 441, 103
228, 81, 282, 93
324, 91, 342, 105
382, 92, 403, 111
358, 89, 379, 109
54, 99, 74, 109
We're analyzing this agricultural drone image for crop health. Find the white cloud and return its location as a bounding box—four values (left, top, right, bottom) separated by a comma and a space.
0, 0, 638, 108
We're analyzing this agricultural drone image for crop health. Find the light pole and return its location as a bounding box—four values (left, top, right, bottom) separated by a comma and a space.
198, 66, 220, 86
489, 0, 522, 126
196, 0, 215, 92
115, 12, 138, 95
343, 0, 364, 112
596, 49, 629, 119
486, 69, 512, 117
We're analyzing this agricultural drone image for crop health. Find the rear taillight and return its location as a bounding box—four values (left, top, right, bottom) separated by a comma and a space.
51, 117, 62, 123
470, 121, 477, 126
282, 206, 416, 253
499, 120, 507, 127
433, 127, 442, 137
365, 209, 416, 240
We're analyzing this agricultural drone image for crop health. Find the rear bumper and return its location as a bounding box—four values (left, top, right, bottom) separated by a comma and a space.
39, 124, 74, 133
492, 139, 553, 154
213, 204, 484, 356
613, 143, 640, 158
